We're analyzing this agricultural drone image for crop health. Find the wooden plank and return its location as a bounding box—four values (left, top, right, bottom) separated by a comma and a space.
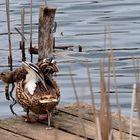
52, 109, 139, 140
0, 117, 84, 140
29, 45, 74, 55
0, 104, 139, 139
59, 103, 140, 137
0, 128, 30, 140
53, 111, 97, 139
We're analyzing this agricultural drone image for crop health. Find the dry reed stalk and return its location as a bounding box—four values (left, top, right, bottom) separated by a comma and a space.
95, 113, 102, 140
136, 58, 140, 83
45, 0, 47, 5
129, 83, 136, 140
108, 129, 114, 140
132, 58, 138, 83
5, 0, 16, 109
107, 25, 122, 139
30, 0, 33, 62
136, 59, 140, 123
104, 25, 113, 139
5, 0, 13, 71
100, 62, 106, 140
21, 7, 25, 48
106, 53, 113, 136
15, 27, 26, 41
135, 91, 140, 124
69, 68, 87, 139
103, 25, 107, 64
86, 62, 101, 140
21, 7, 26, 61
100, 61, 113, 140
132, 58, 140, 127
86, 62, 96, 114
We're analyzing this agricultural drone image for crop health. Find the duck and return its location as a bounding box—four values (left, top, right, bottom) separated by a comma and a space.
0, 68, 27, 100
16, 61, 60, 127
0, 57, 58, 101
0, 71, 14, 100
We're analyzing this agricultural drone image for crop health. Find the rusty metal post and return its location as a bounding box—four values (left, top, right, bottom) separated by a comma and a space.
38, 5, 56, 61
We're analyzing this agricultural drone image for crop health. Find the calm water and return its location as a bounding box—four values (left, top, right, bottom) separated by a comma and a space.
0, 0, 140, 119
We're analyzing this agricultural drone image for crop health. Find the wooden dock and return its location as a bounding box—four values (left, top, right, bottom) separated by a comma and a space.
0, 103, 140, 140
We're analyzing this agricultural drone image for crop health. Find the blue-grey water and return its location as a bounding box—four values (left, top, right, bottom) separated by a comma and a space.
0, 0, 140, 119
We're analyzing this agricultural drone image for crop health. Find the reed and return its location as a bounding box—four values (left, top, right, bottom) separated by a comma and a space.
5, 0, 13, 71
106, 53, 112, 136
44, 0, 47, 5
69, 68, 87, 139
15, 27, 26, 41
21, 7, 26, 61
21, 7, 25, 49
104, 25, 112, 133
104, 26, 113, 139
97, 61, 113, 140
132, 58, 140, 127
85, 57, 113, 140
86, 61, 102, 139
95, 113, 102, 140
100, 62, 107, 140
107, 25, 123, 139
129, 83, 136, 140
30, 0, 33, 62
71, 25, 123, 139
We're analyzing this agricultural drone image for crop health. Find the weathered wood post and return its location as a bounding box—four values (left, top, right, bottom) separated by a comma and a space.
38, 5, 56, 61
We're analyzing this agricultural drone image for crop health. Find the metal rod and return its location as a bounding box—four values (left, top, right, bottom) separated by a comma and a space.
5, 0, 13, 71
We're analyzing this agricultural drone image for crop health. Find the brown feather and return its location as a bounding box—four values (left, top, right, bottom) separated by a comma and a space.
16, 79, 60, 114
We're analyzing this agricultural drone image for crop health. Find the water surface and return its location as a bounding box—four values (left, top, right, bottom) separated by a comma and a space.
0, 0, 140, 118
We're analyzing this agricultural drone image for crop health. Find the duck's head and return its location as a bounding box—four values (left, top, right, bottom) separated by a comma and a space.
47, 57, 59, 73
